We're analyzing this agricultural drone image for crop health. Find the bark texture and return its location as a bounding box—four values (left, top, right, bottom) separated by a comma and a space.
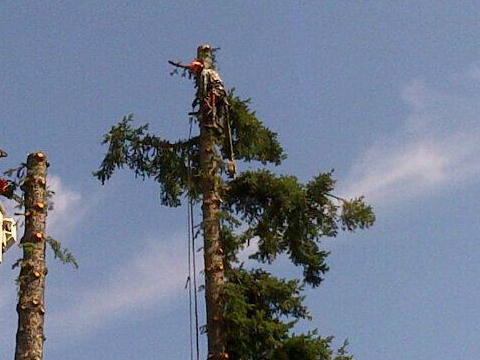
200, 125, 228, 360
15, 152, 48, 360
197, 44, 229, 360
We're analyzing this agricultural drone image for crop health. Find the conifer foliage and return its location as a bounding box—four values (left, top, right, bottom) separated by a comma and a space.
95, 51, 374, 359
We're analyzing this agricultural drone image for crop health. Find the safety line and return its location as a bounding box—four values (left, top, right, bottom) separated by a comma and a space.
187, 118, 200, 360
187, 198, 194, 360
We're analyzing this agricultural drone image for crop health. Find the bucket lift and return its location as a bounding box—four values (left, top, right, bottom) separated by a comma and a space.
0, 202, 17, 264
0, 149, 16, 264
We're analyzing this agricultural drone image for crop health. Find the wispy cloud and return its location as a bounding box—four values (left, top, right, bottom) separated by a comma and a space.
339, 71, 480, 205
48, 235, 192, 341
0, 174, 88, 353
47, 174, 83, 236
0, 174, 84, 240
1, 176, 191, 348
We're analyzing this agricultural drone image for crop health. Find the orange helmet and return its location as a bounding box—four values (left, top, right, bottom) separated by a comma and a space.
189, 60, 204, 74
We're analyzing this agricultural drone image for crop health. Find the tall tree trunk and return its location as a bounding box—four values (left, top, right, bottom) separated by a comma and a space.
197, 45, 228, 360
15, 152, 48, 360
200, 124, 227, 360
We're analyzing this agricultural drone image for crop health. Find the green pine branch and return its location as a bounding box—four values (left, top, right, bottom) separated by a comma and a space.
94, 88, 374, 360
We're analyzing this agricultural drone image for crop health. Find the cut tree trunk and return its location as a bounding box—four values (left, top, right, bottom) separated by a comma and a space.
200, 124, 228, 360
15, 152, 48, 360
197, 44, 229, 360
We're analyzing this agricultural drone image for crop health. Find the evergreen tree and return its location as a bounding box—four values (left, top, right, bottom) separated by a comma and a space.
94, 45, 374, 360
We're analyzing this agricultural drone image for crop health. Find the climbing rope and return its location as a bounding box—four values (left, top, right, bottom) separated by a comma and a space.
190, 194, 200, 360
225, 109, 236, 178
185, 64, 234, 358
186, 118, 200, 360
186, 201, 194, 360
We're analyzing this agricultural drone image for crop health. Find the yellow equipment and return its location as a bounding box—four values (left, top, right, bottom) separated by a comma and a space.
0, 203, 17, 264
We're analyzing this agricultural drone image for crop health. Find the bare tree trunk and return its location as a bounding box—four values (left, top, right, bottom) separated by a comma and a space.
200, 123, 228, 360
15, 152, 48, 360
197, 44, 228, 360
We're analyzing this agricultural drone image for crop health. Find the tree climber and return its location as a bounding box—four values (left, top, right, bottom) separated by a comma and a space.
169, 46, 237, 178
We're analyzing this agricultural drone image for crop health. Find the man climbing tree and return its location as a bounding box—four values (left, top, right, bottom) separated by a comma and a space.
95, 44, 375, 360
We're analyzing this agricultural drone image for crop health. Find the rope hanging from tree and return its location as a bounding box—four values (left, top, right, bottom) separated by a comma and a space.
186, 119, 200, 360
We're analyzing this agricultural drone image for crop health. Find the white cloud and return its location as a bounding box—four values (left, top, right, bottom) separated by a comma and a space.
339, 69, 480, 205
47, 235, 194, 341
237, 237, 259, 263
47, 174, 82, 235
0, 174, 83, 243
1, 176, 191, 348
0, 175, 87, 352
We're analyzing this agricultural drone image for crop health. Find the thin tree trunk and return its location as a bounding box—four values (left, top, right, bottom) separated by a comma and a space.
197, 45, 228, 360
15, 152, 48, 360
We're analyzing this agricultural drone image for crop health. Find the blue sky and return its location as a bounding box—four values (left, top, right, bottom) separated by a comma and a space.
1, 1, 480, 359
